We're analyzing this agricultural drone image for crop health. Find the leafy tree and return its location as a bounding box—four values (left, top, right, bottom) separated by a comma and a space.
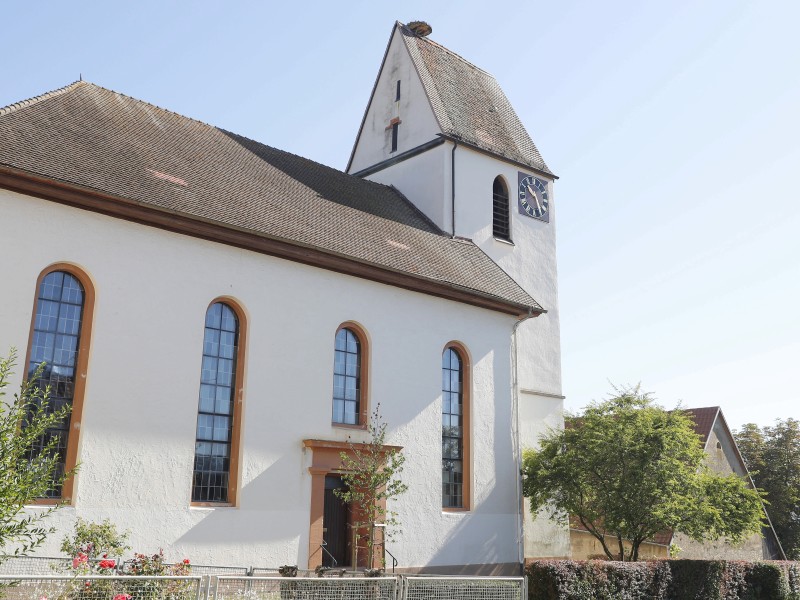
0, 349, 74, 561
335, 405, 408, 569
735, 419, 800, 559
522, 386, 765, 561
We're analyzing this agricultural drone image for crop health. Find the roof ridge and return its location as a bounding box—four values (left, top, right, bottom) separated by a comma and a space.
221, 127, 442, 212
77, 80, 220, 131
398, 21, 494, 77
0, 80, 85, 117
0, 79, 222, 134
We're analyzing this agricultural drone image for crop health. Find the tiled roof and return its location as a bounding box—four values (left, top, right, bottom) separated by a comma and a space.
400, 23, 553, 175
0, 81, 541, 313
683, 407, 720, 446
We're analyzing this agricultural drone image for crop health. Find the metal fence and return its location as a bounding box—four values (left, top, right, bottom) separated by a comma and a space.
403, 576, 526, 600
214, 576, 398, 600
0, 557, 111, 576
0, 575, 203, 600
0, 559, 526, 600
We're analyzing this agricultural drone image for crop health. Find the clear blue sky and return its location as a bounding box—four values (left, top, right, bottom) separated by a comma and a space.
2, 1, 798, 430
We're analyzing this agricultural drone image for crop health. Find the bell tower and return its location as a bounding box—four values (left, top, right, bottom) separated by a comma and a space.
348, 21, 570, 561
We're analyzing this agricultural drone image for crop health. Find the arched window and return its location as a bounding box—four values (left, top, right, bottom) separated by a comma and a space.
192, 301, 244, 504
492, 176, 511, 241
442, 344, 470, 509
332, 325, 366, 426
25, 265, 94, 501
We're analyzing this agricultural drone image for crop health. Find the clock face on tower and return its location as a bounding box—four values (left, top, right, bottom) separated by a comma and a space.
517, 173, 549, 222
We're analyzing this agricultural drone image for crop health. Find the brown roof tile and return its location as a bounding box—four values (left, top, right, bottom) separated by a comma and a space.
0, 81, 542, 313
400, 23, 553, 175
683, 407, 720, 445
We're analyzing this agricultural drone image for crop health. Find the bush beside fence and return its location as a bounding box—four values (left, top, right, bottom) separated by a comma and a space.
527, 560, 800, 600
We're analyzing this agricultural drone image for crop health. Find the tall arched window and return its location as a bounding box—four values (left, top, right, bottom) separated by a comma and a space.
25, 265, 94, 501
492, 176, 511, 241
332, 324, 366, 426
192, 301, 244, 504
442, 344, 470, 509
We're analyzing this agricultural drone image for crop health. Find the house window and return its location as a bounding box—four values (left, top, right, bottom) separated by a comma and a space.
391, 122, 399, 152
395, 80, 401, 101
25, 265, 94, 502
492, 176, 511, 241
332, 324, 367, 426
442, 344, 470, 509
192, 301, 244, 504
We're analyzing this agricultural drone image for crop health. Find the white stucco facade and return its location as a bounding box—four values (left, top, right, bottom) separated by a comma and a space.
1, 189, 523, 570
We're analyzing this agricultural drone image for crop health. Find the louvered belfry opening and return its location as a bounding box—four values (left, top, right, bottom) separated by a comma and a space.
492, 176, 511, 241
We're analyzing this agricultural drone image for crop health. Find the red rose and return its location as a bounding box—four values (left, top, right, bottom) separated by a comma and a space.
183, 559, 190, 564
99, 559, 116, 569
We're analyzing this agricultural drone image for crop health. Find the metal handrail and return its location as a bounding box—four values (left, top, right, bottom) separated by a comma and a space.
384, 547, 398, 574
319, 540, 338, 567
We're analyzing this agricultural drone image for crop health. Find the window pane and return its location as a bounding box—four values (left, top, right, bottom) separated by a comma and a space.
221, 305, 237, 332
215, 386, 232, 414
201, 356, 218, 384
199, 384, 215, 413
40, 272, 63, 300
332, 328, 362, 424
333, 399, 345, 424
26, 271, 85, 498
193, 302, 239, 503
442, 346, 465, 508
335, 329, 347, 351
212, 416, 230, 441
219, 331, 235, 359
205, 303, 222, 329
197, 415, 214, 440
53, 334, 78, 367
61, 275, 83, 304
203, 328, 220, 357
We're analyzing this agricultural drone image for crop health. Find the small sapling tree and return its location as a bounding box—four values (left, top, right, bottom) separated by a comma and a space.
0, 349, 74, 562
335, 405, 408, 569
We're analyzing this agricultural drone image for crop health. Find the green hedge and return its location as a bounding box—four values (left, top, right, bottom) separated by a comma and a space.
527, 560, 800, 600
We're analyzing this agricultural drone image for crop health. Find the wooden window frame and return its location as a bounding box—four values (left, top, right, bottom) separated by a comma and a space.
331, 321, 370, 430
24, 262, 96, 506
442, 341, 471, 512
190, 297, 247, 508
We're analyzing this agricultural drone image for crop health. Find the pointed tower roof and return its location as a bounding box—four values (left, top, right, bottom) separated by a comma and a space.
398, 22, 552, 175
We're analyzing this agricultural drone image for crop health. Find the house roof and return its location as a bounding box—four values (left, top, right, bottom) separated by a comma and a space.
683, 406, 720, 446
399, 23, 553, 175
0, 81, 542, 315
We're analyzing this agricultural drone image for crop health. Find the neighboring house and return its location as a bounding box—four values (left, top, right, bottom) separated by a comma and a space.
0, 21, 569, 573
570, 407, 785, 560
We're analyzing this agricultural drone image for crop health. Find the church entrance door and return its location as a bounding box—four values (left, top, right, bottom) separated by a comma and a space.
322, 475, 350, 567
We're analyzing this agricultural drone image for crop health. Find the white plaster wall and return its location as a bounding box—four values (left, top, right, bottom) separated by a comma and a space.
0, 189, 521, 570
452, 148, 561, 394
348, 28, 442, 174
451, 147, 568, 557
364, 143, 448, 232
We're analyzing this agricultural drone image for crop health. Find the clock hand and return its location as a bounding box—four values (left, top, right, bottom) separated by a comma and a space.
527, 184, 543, 214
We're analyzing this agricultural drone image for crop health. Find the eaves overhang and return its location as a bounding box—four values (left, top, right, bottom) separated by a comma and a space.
0, 164, 544, 319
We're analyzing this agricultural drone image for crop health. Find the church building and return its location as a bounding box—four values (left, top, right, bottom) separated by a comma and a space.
0, 21, 569, 573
